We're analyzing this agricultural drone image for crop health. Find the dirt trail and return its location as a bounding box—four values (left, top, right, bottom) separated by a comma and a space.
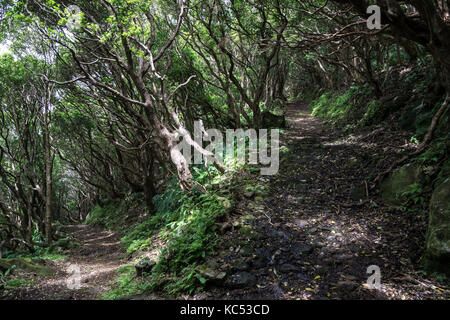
204, 101, 449, 300
3, 102, 448, 300
3, 225, 127, 300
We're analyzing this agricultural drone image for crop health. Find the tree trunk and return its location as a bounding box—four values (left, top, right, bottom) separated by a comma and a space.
43, 86, 53, 247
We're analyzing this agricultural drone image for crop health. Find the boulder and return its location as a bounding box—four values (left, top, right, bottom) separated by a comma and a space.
425, 178, 450, 275
379, 163, 424, 205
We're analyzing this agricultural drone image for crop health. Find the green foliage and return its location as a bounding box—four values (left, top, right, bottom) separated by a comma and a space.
124, 238, 152, 255
3, 227, 67, 260
6, 247, 67, 261
85, 194, 146, 231
410, 136, 419, 145
156, 265, 202, 296
120, 168, 228, 295
148, 190, 226, 295
311, 87, 359, 124
279, 145, 291, 157
399, 183, 425, 206
310, 92, 331, 117
95, 166, 229, 297
260, 98, 285, 116
434, 273, 447, 284
120, 188, 184, 254
101, 265, 150, 300
0, 265, 14, 287
0, 257, 55, 276
5, 278, 34, 289
415, 138, 447, 165
155, 192, 225, 273
362, 99, 379, 125
84, 203, 118, 228
414, 111, 434, 137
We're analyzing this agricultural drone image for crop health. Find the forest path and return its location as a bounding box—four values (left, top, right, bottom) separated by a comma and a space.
205, 101, 449, 300
3, 102, 448, 300
3, 225, 128, 300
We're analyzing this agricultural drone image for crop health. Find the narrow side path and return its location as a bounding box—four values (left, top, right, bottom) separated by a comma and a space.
4, 102, 448, 300
3, 225, 127, 300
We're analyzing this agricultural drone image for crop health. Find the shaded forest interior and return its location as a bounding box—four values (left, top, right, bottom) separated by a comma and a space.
0, 0, 449, 300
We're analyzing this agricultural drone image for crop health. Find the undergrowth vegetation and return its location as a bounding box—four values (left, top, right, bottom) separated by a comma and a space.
87, 165, 236, 298
309, 62, 449, 263
309, 61, 445, 134
309, 62, 448, 166
311, 86, 361, 125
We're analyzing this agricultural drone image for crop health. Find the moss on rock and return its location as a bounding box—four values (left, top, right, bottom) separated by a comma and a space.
379, 163, 424, 205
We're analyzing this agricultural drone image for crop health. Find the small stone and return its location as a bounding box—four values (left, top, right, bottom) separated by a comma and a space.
335, 253, 353, 261
327, 235, 336, 241
215, 272, 227, 281
313, 242, 325, 248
